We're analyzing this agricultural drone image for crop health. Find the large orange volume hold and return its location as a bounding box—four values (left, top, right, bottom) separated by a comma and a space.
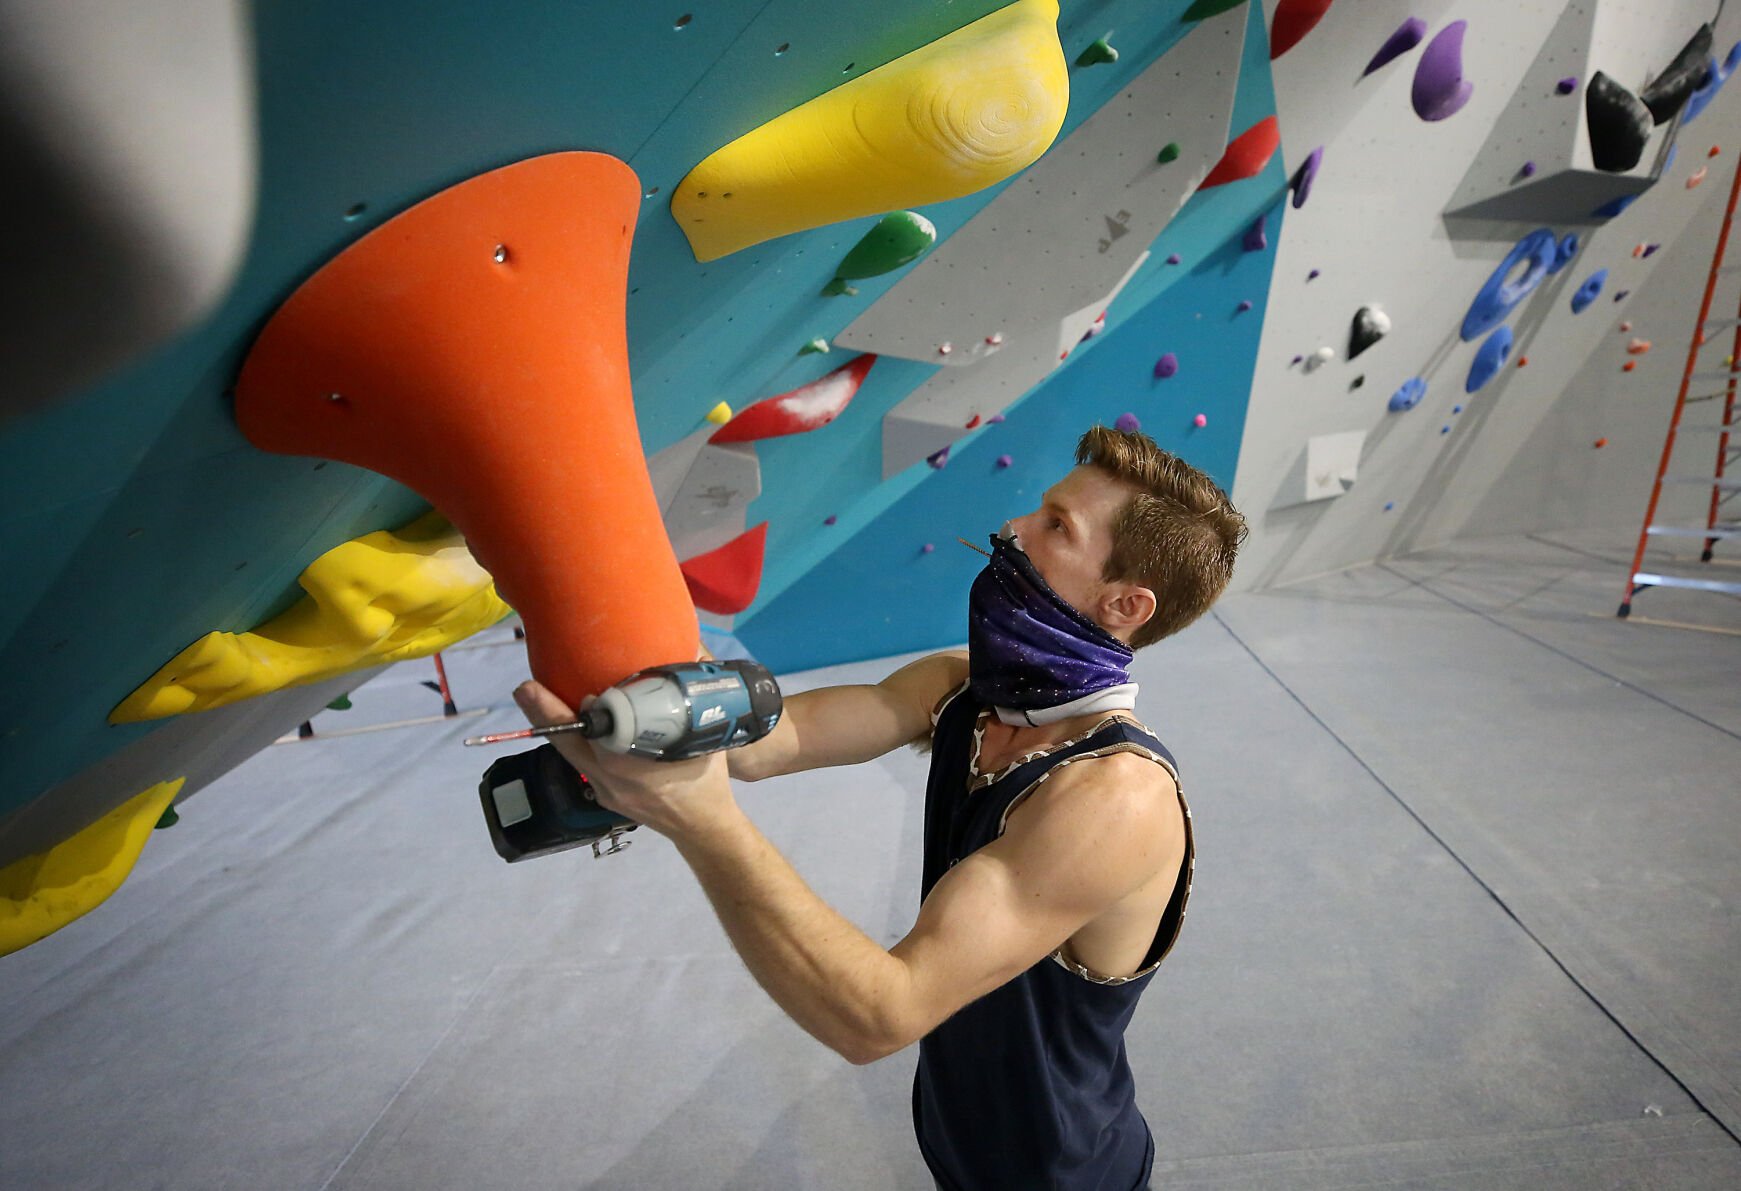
234, 152, 697, 709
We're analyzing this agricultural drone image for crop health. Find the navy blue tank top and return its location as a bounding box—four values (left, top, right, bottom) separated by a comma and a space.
912, 678, 1196, 1191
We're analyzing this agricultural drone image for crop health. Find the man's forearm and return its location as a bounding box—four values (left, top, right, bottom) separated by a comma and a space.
671, 803, 907, 1065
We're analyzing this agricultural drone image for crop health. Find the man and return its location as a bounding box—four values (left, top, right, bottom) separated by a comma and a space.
514, 424, 1248, 1189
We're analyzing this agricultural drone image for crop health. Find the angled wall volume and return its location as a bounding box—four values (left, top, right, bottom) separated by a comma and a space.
1445, 0, 1710, 224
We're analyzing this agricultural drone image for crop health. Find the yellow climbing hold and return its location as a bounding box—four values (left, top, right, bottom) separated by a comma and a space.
1, 778, 184, 956
110, 510, 512, 723
706, 401, 734, 426
670, 0, 1068, 262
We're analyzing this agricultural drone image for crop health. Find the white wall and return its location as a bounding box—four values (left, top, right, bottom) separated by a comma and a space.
1229, 0, 1741, 591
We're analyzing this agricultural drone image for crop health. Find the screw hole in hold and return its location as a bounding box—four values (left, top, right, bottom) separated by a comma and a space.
674, 14, 691, 29
494, 244, 508, 263
645, 186, 660, 197
313, 461, 327, 471
843, 62, 855, 72
775, 43, 789, 56
327, 393, 348, 407
344, 203, 367, 220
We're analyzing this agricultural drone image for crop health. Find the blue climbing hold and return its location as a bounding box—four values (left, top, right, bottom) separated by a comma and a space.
1548, 233, 1579, 275
1466, 325, 1513, 393
1571, 268, 1608, 314
1683, 43, 1741, 125
1461, 228, 1557, 341
1591, 193, 1639, 219
1388, 376, 1427, 412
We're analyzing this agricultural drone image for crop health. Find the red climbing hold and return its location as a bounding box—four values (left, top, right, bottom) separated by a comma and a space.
680, 522, 768, 615
1201, 116, 1281, 189
1594, 438, 1608, 448
1622, 360, 1636, 372
1271, 0, 1333, 60
710, 354, 876, 444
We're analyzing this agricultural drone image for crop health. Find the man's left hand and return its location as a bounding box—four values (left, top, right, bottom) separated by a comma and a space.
512, 668, 739, 843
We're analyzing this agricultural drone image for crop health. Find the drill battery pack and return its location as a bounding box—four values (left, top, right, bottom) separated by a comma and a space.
478, 743, 637, 862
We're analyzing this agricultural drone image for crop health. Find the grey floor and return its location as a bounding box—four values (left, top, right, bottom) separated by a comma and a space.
2, 529, 1738, 1190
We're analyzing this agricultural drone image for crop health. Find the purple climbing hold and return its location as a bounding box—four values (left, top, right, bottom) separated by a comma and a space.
988, 413, 1005, 424
1290, 354, 1304, 366
996, 454, 1012, 468
1308, 268, 1321, 281
824, 514, 838, 525
1614, 290, 1630, 302
1413, 20, 1474, 121
1364, 17, 1427, 76
1556, 76, 1579, 95
1114, 412, 1142, 433
927, 444, 951, 469
1243, 213, 1269, 252
1519, 161, 1537, 178
1165, 253, 1182, 265
1642, 242, 1660, 258
1154, 352, 1180, 379
1290, 146, 1324, 209
1236, 299, 1253, 313
923, 543, 935, 553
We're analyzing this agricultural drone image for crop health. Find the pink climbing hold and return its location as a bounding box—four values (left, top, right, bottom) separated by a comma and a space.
1154, 352, 1180, 379
710, 354, 877, 444
1689, 166, 1708, 188
1201, 116, 1281, 188
1412, 20, 1474, 122
1270, 0, 1334, 61
1193, 414, 1208, 428
1620, 321, 1632, 332
1364, 16, 1427, 76
922, 543, 935, 553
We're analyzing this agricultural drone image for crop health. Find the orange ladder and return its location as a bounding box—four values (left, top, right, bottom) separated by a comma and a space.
1617, 153, 1741, 623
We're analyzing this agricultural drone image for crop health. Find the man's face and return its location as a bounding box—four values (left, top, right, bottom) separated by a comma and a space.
1002, 466, 1148, 637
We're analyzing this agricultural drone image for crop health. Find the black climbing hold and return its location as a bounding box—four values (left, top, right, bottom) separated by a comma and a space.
1348, 305, 1390, 359
1585, 72, 1653, 172
1350, 375, 1366, 391
1640, 24, 1714, 124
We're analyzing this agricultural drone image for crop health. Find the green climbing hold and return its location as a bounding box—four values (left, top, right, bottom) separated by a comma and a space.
824, 211, 936, 296
1075, 37, 1118, 67
1157, 142, 1181, 164
1181, 0, 1248, 20
800, 338, 831, 355
822, 278, 860, 297
326, 693, 353, 711
155, 805, 180, 830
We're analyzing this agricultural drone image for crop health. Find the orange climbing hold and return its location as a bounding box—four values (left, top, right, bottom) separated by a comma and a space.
1201, 116, 1281, 189
1594, 437, 1608, 448
1517, 355, 1529, 367
1626, 338, 1653, 354
680, 523, 769, 616
234, 152, 697, 711
1623, 360, 1637, 371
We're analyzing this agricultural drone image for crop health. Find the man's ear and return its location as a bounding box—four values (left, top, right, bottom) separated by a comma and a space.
1103, 585, 1156, 634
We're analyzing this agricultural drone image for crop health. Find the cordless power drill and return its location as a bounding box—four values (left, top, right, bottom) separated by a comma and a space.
478, 658, 782, 862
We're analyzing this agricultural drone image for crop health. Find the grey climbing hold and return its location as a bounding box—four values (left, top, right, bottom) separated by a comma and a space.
1585, 72, 1653, 172
1348, 305, 1391, 359
1304, 346, 1335, 372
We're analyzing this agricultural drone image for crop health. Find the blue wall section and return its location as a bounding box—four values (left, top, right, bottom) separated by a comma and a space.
738, 0, 1283, 675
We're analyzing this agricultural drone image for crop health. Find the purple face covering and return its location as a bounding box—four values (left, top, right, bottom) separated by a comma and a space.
967, 528, 1136, 722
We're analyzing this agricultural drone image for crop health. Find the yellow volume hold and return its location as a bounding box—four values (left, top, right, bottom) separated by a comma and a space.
671, 0, 1068, 262
110, 510, 513, 723
0, 778, 184, 956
